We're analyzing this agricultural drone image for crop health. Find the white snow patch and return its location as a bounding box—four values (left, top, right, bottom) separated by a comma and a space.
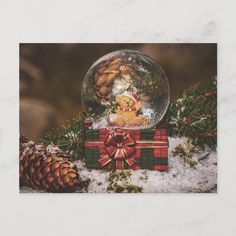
20, 137, 217, 193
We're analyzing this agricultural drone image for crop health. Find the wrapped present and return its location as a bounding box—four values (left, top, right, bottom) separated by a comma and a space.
83, 118, 169, 170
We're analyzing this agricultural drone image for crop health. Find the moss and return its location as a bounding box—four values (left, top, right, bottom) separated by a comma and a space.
107, 170, 142, 193
79, 178, 91, 192
139, 170, 149, 182
172, 140, 198, 168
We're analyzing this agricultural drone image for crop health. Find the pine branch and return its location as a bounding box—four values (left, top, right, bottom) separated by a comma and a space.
165, 78, 217, 150
41, 113, 85, 159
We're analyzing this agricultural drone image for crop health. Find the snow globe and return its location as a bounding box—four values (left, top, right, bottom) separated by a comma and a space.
82, 49, 170, 129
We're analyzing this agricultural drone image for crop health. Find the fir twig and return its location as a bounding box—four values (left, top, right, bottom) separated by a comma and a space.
165, 78, 217, 150
41, 113, 85, 160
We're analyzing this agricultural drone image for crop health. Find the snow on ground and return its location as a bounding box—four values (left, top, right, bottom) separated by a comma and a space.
20, 137, 217, 193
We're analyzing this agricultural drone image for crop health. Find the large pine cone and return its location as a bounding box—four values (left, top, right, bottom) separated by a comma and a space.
95, 57, 135, 100
20, 135, 80, 192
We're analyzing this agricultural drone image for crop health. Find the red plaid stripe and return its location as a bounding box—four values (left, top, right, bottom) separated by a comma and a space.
154, 128, 168, 141
154, 148, 168, 157
153, 165, 169, 171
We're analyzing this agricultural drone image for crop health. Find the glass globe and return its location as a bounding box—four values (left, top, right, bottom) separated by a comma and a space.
82, 49, 170, 129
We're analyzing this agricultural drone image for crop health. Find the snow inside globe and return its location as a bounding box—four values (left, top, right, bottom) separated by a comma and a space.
82, 49, 170, 129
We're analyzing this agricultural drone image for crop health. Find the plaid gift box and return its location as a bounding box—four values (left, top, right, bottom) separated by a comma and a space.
83, 118, 169, 170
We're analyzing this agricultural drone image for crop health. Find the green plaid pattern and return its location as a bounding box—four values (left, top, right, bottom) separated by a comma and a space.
135, 148, 168, 169
85, 129, 99, 141
84, 148, 99, 169
140, 129, 155, 140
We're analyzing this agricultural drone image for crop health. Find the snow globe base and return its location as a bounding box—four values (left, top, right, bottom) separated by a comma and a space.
83, 117, 169, 171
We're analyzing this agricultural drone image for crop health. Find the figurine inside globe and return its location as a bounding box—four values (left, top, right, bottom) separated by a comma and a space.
82, 50, 170, 129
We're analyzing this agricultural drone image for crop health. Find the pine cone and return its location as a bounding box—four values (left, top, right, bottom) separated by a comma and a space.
20, 135, 80, 192
94, 57, 135, 100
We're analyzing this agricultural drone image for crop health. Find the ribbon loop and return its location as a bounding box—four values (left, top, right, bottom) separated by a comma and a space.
102, 129, 136, 168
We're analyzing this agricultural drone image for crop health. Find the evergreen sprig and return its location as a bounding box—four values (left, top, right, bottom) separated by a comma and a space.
41, 113, 85, 159
165, 78, 217, 150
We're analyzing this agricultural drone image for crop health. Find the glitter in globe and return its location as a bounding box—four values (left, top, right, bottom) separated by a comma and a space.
82, 49, 170, 129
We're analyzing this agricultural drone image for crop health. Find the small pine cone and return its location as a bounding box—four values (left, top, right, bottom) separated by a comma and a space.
94, 57, 137, 100
95, 57, 131, 100
20, 135, 80, 192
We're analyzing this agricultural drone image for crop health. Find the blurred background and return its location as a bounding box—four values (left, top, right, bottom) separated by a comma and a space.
20, 44, 217, 141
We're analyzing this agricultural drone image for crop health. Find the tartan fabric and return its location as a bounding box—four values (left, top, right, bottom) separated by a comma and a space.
140, 129, 155, 140
135, 149, 168, 169
83, 118, 168, 170
84, 148, 99, 169
85, 129, 99, 141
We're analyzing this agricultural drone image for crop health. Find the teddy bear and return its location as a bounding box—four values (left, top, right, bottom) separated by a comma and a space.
108, 92, 149, 127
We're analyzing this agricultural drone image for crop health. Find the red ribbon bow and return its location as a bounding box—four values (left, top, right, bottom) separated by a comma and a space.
99, 130, 137, 169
